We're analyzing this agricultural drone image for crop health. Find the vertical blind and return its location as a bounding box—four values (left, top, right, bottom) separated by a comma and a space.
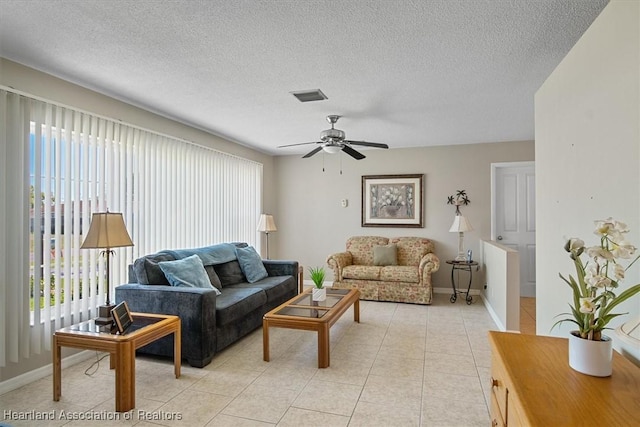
0, 88, 263, 367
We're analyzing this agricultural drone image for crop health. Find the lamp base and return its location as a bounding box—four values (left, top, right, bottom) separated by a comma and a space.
454, 254, 468, 262
95, 303, 115, 325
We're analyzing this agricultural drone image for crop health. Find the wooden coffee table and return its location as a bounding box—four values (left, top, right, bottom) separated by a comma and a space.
53, 312, 181, 412
263, 287, 360, 368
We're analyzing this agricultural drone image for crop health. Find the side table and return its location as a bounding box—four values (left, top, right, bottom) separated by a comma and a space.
53, 312, 181, 412
446, 260, 478, 305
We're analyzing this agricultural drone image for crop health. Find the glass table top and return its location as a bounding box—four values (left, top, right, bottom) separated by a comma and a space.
272, 288, 351, 319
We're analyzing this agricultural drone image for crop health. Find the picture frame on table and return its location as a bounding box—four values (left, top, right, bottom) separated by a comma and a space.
361, 174, 424, 228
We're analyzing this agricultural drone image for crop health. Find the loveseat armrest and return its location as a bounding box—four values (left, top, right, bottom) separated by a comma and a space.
327, 251, 353, 282
115, 283, 217, 367
419, 253, 440, 276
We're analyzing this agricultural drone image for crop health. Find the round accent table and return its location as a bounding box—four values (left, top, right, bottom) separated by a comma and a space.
446, 260, 478, 304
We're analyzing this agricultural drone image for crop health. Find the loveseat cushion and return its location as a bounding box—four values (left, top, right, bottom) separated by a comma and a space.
343, 265, 381, 280
215, 286, 267, 326
233, 275, 296, 304
380, 265, 420, 283
346, 236, 389, 265
204, 265, 223, 290
214, 260, 247, 286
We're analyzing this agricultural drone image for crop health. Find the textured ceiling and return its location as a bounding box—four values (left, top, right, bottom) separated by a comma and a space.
0, 0, 608, 156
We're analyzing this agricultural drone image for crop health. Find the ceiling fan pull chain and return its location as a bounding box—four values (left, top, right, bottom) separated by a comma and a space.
340, 152, 343, 175
322, 151, 325, 172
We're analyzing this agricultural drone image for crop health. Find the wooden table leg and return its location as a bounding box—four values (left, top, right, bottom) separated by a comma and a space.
53, 335, 61, 401
317, 324, 330, 368
354, 299, 360, 323
174, 323, 181, 378
263, 319, 270, 362
114, 341, 135, 412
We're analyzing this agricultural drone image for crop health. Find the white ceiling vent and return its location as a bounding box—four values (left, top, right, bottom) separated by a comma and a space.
291, 89, 328, 102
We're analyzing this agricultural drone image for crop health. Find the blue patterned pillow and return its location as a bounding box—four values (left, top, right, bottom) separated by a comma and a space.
159, 254, 221, 294
235, 246, 268, 283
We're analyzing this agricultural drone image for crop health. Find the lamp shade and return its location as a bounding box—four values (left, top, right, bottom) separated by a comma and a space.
449, 215, 473, 233
81, 212, 134, 249
256, 214, 277, 233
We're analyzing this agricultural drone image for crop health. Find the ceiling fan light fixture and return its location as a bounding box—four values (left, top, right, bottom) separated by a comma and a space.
322, 144, 342, 154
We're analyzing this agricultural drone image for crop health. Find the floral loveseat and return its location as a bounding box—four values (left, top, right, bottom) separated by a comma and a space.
327, 236, 439, 304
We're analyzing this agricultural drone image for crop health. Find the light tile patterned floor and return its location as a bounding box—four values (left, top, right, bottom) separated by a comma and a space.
1, 293, 500, 426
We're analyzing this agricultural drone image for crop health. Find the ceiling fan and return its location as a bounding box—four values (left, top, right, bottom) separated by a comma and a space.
278, 115, 389, 160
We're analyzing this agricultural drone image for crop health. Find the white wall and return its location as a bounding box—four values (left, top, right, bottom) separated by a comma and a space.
535, 0, 640, 363
273, 141, 534, 290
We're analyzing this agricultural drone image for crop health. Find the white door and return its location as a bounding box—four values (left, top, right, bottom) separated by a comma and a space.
492, 162, 536, 297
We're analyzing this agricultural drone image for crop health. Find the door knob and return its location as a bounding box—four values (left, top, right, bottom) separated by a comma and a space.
497, 236, 503, 241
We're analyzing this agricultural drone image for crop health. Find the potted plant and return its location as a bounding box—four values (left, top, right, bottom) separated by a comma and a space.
309, 266, 326, 301
554, 217, 640, 376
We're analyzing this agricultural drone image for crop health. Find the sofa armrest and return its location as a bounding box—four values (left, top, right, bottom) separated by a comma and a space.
115, 283, 217, 366
419, 253, 440, 278
263, 260, 301, 293
326, 251, 353, 282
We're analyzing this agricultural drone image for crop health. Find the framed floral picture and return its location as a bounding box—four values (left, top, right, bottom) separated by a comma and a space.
362, 174, 424, 227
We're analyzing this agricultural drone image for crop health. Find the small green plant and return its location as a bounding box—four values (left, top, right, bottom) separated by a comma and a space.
309, 266, 325, 289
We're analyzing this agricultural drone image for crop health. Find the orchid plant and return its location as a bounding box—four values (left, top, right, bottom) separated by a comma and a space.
554, 218, 640, 341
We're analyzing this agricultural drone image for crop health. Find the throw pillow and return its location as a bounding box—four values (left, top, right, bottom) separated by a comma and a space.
235, 246, 268, 283
373, 244, 398, 266
158, 254, 221, 294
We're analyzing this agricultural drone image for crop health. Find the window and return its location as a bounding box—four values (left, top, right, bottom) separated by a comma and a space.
0, 88, 262, 366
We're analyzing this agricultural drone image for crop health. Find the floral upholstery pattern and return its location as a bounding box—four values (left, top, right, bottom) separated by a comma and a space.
327, 236, 439, 305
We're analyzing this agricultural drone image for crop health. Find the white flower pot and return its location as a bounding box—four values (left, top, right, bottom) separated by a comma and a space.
568, 331, 613, 377
312, 287, 326, 302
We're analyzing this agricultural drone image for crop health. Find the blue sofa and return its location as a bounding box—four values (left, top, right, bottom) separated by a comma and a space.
115, 243, 299, 368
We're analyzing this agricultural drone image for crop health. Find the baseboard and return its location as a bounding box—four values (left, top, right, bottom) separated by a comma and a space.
433, 287, 482, 296
480, 294, 507, 331
0, 350, 95, 395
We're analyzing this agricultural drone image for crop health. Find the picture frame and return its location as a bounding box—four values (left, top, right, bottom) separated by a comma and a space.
111, 301, 133, 334
362, 174, 424, 228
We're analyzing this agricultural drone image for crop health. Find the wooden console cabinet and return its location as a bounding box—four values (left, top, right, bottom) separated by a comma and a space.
488, 331, 640, 426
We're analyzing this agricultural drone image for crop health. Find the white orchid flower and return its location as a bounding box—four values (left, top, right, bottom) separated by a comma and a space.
579, 298, 596, 314
585, 272, 611, 289
611, 241, 636, 259
586, 246, 614, 261
594, 218, 616, 236
614, 263, 625, 281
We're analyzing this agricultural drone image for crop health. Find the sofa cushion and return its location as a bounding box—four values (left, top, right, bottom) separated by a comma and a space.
133, 252, 176, 285
204, 265, 223, 290
233, 275, 296, 304
215, 286, 267, 326
343, 265, 381, 281
235, 246, 268, 283
380, 265, 420, 283
158, 255, 221, 294
214, 260, 247, 287
373, 244, 398, 266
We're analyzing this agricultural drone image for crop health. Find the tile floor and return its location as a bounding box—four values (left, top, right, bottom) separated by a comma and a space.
1, 293, 500, 427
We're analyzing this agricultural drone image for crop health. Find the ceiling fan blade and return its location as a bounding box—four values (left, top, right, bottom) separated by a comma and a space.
344, 140, 389, 149
341, 145, 366, 160
278, 141, 321, 148
302, 146, 323, 158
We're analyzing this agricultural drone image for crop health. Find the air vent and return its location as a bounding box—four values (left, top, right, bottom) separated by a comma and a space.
291, 89, 328, 102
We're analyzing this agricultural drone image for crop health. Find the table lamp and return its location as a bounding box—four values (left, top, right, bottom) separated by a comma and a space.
257, 214, 277, 259
449, 214, 473, 262
81, 211, 133, 325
